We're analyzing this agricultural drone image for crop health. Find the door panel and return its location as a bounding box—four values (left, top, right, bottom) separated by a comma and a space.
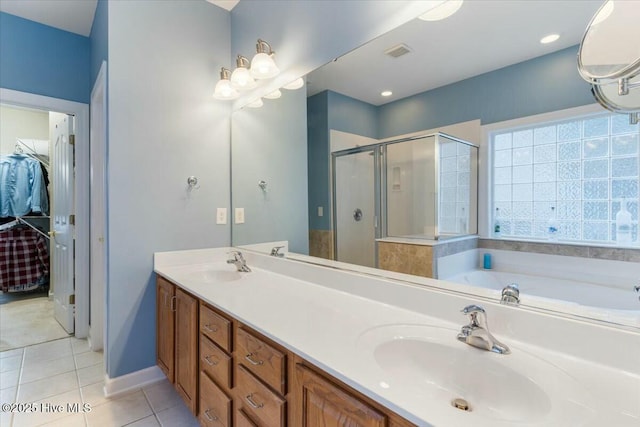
52, 114, 75, 334
334, 150, 377, 268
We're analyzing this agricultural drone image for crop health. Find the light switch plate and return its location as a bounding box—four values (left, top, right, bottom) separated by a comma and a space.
235, 208, 245, 224
317, 206, 323, 217
216, 208, 227, 224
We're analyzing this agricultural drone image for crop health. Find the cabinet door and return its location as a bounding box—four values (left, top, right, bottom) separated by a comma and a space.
199, 371, 232, 427
156, 276, 175, 382
175, 287, 198, 414
296, 365, 386, 427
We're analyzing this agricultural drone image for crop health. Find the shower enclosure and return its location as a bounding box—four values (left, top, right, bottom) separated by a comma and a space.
332, 133, 478, 268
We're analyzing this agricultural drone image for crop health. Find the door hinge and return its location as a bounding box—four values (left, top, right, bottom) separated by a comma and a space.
69, 214, 75, 225
69, 135, 75, 145
69, 294, 75, 305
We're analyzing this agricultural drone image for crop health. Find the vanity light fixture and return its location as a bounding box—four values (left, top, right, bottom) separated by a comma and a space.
213, 67, 239, 100
264, 89, 282, 100
246, 98, 264, 108
419, 0, 463, 21
283, 77, 304, 90
381, 90, 393, 97
250, 39, 280, 79
230, 55, 257, 90
540, 34, 560, 44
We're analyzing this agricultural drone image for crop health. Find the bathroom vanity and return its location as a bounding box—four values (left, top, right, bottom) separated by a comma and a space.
154, 247, 639, 427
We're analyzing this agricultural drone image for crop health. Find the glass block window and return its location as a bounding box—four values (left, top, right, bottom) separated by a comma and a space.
492, 113, 639, 244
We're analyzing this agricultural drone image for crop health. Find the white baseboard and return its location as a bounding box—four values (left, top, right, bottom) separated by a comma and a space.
103, 365, 166, 398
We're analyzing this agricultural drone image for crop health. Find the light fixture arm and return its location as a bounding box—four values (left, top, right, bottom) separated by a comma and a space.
236, 55, 251, 68
618, 77, 640, 96
256, 39, 275, 56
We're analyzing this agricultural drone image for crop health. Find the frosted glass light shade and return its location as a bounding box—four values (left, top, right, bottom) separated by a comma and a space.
264, 89, 282, 99
250, 53, 280, 79
213, 79, 239, 100
283, 78, 304, 90
230, 67, 257, 90
246, 98, 264, 108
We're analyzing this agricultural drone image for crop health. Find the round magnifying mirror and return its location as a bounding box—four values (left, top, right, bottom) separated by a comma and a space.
592, 75, 640, 113
578, 0, 640, 82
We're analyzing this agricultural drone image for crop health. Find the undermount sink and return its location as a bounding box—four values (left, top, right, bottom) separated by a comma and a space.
171, 263, 244, 283
357, 324, 596, 426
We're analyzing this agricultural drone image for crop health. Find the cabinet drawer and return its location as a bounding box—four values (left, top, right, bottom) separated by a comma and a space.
235, 365, 286, 427
200, 334, 232, 390
236, 327, 286, 395
200, 303, 232, 352
236, 410, 258, 427
199, 371, 232, 427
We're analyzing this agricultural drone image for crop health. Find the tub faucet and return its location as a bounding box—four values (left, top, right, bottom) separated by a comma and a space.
457, 305, 510, 354
501, 283, 520, 305
227, 251, 251, 272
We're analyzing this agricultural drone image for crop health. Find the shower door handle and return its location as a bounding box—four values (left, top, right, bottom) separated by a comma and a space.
353, 208, 363, 222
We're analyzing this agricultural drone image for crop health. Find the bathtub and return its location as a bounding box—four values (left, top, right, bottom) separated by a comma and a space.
439, 249, 640, 328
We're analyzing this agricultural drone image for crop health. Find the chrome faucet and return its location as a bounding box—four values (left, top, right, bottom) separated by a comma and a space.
457, 305, 510, 354
501, 283, 520, 305
227, 251, 251, 272
270, 245, 285, 257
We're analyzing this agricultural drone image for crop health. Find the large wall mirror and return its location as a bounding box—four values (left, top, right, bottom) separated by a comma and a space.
231, 0, 640, 329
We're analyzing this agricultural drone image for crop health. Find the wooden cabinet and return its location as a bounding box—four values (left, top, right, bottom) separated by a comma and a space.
156, 274, 417, 427
294, 364, 386, 427
156, 276, 175, 382
175, 287, 199, 413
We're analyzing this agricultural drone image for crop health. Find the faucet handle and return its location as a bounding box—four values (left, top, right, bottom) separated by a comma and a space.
270, 246, 285, 257
227, 250, 244, 260
461, 304, 485, 315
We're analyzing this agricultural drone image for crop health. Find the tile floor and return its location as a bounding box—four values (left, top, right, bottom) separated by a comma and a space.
0, 337, 199, 427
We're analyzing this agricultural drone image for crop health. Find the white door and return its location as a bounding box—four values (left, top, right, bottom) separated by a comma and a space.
52, 114, 75, 334
89, 63, 107, 351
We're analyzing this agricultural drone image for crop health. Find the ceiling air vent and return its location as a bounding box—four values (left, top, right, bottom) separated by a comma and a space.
384, 43, 412, 58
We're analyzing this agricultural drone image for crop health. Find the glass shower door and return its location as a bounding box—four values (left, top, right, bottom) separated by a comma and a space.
333, 149, 378, 268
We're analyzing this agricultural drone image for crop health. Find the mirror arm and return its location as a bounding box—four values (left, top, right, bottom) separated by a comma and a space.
618, 77, 640, 96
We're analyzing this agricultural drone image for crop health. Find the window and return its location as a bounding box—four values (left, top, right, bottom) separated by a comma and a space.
491, 112, 639, 244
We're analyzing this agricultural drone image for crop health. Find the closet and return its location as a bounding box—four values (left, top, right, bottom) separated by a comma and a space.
1, 140, 51, 293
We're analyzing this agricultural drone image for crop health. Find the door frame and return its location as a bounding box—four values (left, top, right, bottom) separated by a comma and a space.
89, 61, 107, 351
0, 88, 90, 338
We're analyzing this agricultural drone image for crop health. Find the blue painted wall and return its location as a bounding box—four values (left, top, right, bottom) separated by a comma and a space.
378, 45, 594, 139
0, 12, 90, 103
307, 92, 330, 231
328, 91, 378, 139
90, 0, 108, 85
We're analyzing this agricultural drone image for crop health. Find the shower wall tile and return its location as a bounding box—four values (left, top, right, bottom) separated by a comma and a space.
309, 230, 334, 260
378, 242, 433, 278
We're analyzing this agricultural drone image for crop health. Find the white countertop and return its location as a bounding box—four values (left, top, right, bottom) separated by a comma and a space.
154, 247, 640, 427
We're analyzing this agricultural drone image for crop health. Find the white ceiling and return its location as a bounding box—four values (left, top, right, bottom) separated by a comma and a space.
0, 0, 98, 36
206, 0, 239, 11
307, 0, 603, 106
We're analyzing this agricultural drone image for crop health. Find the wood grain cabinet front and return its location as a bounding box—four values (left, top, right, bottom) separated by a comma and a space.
294, 364, 387, 427
200, 334, 232, 390
235, 365, 286, 427
156, 276, 175, 382
199, 371, 232, 427
236, 327, 287, 396
175, 287, 199, 414
200, 304, 232, 353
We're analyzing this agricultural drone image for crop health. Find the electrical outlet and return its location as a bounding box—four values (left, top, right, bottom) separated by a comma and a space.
216, 208, 227, 224
234, 208, 245, 224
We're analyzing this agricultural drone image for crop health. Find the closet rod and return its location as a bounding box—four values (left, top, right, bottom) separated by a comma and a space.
15, 139, 50, 169
16, 217, 50, 240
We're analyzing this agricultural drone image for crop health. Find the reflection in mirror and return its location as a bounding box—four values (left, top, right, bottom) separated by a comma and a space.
231, 1, 640, 329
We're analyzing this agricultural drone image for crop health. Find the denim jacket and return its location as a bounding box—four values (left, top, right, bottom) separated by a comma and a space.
0, 154, 48, 217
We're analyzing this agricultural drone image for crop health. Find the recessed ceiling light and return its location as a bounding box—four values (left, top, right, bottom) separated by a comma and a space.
381, 91, 393, 97
540, 34, 560, 44
419, 0, 464, 22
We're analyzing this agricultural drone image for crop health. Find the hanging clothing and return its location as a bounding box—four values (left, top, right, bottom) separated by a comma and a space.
0, 154, 48, 217
0, 227, 50, 292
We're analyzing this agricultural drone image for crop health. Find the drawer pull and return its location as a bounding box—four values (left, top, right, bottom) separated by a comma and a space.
204, 355, 218, 366
204, 409, 219, 422
203, 324, 219, 333
245, 393, 264, 409
244, 353, 264, 366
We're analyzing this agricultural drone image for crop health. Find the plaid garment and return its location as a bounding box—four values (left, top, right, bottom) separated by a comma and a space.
0, 228, 50, 292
